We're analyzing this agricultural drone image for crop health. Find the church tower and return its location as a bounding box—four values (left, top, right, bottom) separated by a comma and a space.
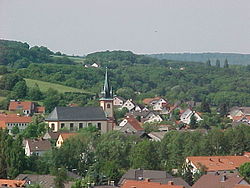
99, 67, 114, 119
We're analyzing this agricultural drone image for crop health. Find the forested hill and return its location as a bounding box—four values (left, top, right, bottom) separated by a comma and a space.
2, 39, 250, 110
149, 53, 250, 65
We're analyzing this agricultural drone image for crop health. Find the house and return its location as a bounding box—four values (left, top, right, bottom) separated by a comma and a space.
122, 99, 136, 111
231, 115, 250, 126
144, 112, 163, 123
8, 100, 45, 115
84, 63, 100, 68
121, 179, 184, 188
186, 152, 250, 174
0, 179, 26, 187
118, 116, 144, 133
0, 114, 32, 134
24, 139, 52, 156
118, 169, 190, 188
228, 107, 250, 118
45, 106, 110, 133
9, 101, 35, 115
43, 131, 61, 140
179, 109, 202, 124
113, 96, 126, 107
15, 174, 75, 188
192, 172, 249, 188
56, 132, 78, 148
148, 131, 168, 141
143, 97, 162, 106
152, 98, 168, 112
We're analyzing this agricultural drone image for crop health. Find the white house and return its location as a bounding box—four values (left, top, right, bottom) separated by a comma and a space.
113, 96, 126, 107
24, 139, 51, 156
122, 99, 136, 111
180, 109, 202, 124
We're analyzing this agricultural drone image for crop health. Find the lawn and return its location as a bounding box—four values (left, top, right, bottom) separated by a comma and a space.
0, 96, 6, 102
25, 78, 93, 94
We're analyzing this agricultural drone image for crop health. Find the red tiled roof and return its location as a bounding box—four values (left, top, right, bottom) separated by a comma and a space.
0, 121, 6, 129
121, 180, 184, 188
234, 185, 250, 188
143, 97, 162, 105
9, 101, 33, 111
0, 114, 32, 123
0, 179, 26, 187
126, 116, 144, 131
36, 106, 45, 113
60, 133, 78, 140
187, 154, 250, 172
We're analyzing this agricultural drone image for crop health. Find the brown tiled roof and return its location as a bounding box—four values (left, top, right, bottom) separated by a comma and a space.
60, 133, 78, 140
121, 179, 184, 188
0, 179, 26, 187
126, 116, 143, 131
187, 154, 250, 172
143, 97, 162, 105
0, 114, 32, 123
192, 172, 247, 188
26, 139, 51, 152
9, 101, 33, 111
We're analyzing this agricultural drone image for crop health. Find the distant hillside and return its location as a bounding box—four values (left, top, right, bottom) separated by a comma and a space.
149, 53, 250, 65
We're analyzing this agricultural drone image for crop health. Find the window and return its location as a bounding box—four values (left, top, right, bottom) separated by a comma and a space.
70, 123, 74, 131
97, 123, 101, 130
107, 104, 111, 108
61, 123, 65, 129
88, 123, 93, 127
51, 123, 55, 131
79, 123, 83, 129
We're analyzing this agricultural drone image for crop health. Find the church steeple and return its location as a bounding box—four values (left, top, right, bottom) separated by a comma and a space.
101, 67, 113, 99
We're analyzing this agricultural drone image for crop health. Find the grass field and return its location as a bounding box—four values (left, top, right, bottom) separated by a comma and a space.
51, 55, 84, 64
0, 96, 6, 102
25, 78, 93, 94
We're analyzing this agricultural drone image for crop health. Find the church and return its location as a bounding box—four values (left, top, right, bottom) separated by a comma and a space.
45, 68, 115, 133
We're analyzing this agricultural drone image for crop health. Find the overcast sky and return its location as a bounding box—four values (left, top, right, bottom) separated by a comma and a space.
0, 0, 250, 55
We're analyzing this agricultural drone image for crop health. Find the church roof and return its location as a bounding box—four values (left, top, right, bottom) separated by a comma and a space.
45, 107, 107, 121
100, 67, 113, 99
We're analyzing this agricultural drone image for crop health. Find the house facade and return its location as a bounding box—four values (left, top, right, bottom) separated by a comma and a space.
180, 109, 202, 124
113, 96, 125, 107
0, 114, 32, 134
45, 106, 110, 133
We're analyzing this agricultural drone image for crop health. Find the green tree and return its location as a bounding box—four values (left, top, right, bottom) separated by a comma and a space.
28, 83, 43, 100
224, 59, 229, 68
200, 101, 211, 113
12, 125, 20, 135
129, 140, 160, 170
54, 167, 67, 188
206, 59, 211, 67
12, 80, 28, 98
239, 162, 250, 182
189, 114, 197, 129
215, 59, 220, 68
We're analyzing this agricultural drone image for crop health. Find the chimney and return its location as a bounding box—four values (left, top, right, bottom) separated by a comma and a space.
221, 175, 227, 182
168, 181, 174, 185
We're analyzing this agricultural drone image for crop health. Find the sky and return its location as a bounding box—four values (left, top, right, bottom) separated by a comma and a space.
0, 0, 250, 55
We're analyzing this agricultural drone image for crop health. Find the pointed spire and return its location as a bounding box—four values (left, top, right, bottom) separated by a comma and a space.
101, 67, 112, 99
